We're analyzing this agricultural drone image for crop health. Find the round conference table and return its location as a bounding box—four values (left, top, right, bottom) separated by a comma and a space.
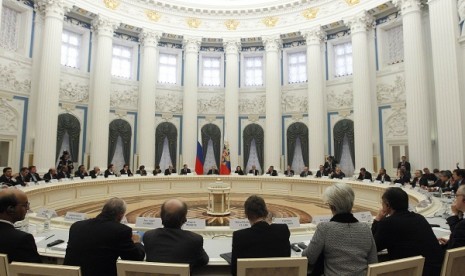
19, 175, 446, 275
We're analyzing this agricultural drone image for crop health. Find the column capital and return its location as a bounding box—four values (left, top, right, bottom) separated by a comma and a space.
344, 11, 373, 34
223, 38, 241, 54
139, 30, 162, 48
392, 0, 422, 15
301, 26, 326, 45
92, 15, 120, 38
183, 36, 202, 54
262, 34, 282, 52
36, 0, 74, 20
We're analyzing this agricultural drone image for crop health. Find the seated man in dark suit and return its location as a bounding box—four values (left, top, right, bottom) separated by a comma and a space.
440, 185, 465, 250
143, 199, 209, 269
231, 195, 290, 276
0, 189, 42, 263
75, 165, 89, 179
248, 165, 259, 176
265, 166, 278, 176
119, 164, 133, 176
330, 167, 345, 179
26, 166, 42, 183
300, 166, 312, 177
315, 165, 327, 178
179, 164, 191, 175
0, 167, 18, 186
64, 198, 145, 276
104, 164, 116, 178
284, 165, 294, 177
375, 168, 391, 183
372, 187, 444, 276
423, 168, 437, 183
207, 166, 219, 175
152, 165, 161, 176
89, 166, 101, 178
57, 166, 71, 179
394, 168, 410, 185
136, 165, 147, 176
357, 167, 372, 182
411, 170, 428, 188
164, 165, 176, 175
15, 167, 29, 186
43, 168, 58, 182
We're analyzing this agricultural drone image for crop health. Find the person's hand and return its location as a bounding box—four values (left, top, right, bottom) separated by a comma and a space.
438, 237, 449, 245
374, 208, 387, 221
131, 233, 141, 243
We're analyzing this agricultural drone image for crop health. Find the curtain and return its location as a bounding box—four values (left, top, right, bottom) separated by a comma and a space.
108, 119, 132, 166
292, 137, 305, 172
333, 119, 355, 166
111, 136, 125, 171
243, 124, 264, 172
246, 139, 263, 173
204, 139, 217, 174
340, 135, 355, 177
155, 122, 178, 168
159, 137, 173, 171
56, 132, 71, 167
56, 113, 81, 162
286, 122, 309, 167
201, 124, 221, 169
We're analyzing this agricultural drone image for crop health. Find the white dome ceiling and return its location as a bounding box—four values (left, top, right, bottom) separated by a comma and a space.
151, 0, 306, 9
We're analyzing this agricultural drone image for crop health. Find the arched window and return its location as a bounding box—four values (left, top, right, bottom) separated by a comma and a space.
108, 119, 132, 170
333, 119, 355, 176
201, 124, 221, 174
155, 122, 178, 171
243, 124, 264, 174
287, 122, 309, 172
56, 113, 81, 164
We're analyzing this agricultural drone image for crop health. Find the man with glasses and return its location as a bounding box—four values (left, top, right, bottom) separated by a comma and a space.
0, 189, 42, 263
439, 185, 465, 249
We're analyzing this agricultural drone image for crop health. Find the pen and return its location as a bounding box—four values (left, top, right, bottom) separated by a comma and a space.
45, 234, 55, 240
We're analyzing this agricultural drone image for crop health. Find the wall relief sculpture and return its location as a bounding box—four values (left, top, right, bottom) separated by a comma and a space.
0, 62, 31, 94
327, 88, 353, 110
155, 92, 183, 113
385, 108, 408, 137
0, 98, 18, 132
377, 75, 405, 104
239, 94, 266, 114
281, 91, 308, 113
110, 84, 139, 109
197, 94, 224, 114
60, 80, 89, 103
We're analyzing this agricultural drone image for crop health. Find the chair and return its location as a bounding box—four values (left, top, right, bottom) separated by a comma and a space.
441, 246, 465, 276
116, 260, 190, 276
9, 262, 81, 276
366, 256, 424, 276
0, 254, 9, 276
236, 257, 307, 276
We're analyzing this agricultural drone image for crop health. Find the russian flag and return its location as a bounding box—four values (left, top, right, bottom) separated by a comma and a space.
195, 138, 204, 175
220, 129, 231, 175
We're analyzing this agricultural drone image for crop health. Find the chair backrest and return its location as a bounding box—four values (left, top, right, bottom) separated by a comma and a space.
441, 246, 465, 276
116, 260, 190, 276
236, 257, 307, 276
9, 262, 81, 276
367, 256, 425, 276
0, 254, 9, 276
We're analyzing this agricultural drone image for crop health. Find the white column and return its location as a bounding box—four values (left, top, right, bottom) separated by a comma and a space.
302, 27, 326, 172
223, 38, 241, 167
89, 16, 119, 168
137, 30, 161, 171
393, 0, 434, 170
262, 35, 282, 169
33, 0, 71, 173
182, 36, 201, 168
428, 0, 465, 168
345, 12, 374, 172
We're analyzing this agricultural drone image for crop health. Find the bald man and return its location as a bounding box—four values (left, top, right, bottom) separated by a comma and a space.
0, 189, 42, 263
143, 199, 209, 268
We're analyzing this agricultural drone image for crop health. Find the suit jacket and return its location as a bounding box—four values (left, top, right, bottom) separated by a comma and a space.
248, 169, 259, 176
0, 221, 42, 263
234, 170, 245, 175
357, 172, 372, 181
394, 175, 410, 185
43, 172, 57, 182
315, 170, 327, 178
26, 172, 42, 183
119, 169, 133, 176
300, 171, 312, 177
284, 170, 294, 176
266, 170, 278, 176
89, 170, 100, 179
164, 169, 176, 175
57, 171, 70, 179
15, 175, 28, 186
207, 169, 219, 175
231, 221, 290, 276
151, 169, 160, 176
424, 173, 437, 182
104, 170, 115, 178
330, 172, 345, 179
75, 171, 89, 179
372, 211, 444, 276
446, 215, 465, 249
397, 161, 411, 172
143, 228, 209, 268
64, 215, 145, 276
180, 168, 191, 175
0, 175, 17, 186
375, 174, 391, 183
136, 169, 147, 176
411, 177, 428, 188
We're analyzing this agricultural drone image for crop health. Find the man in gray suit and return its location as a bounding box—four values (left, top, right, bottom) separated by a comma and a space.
143, 199, 209, 268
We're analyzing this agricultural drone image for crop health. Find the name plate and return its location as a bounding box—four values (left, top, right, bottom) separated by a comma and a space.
183, 219, 206, 230
36, 208, 57, 218
230, 219, 251, 229
273, 217, 300, 228
120, 174, 128, 178
65, 212, 87, 221
107, 174, 116, 178
135, 217, 162, 229
353, 211, 373, 222
312, 215, 332, 225
322, 176, 329, 179
49, 179, 58, 183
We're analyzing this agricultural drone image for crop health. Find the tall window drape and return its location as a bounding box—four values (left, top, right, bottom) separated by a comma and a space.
243, 124, 264, 173
246, 139, 262, 173
56, 113, 81, 162
287, 122, 309, 169
155, 122, 177, 169
201, 124, 221, 169
108, 119, 132, 166
203, 139, 217, 174
333, 119, 355, 174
